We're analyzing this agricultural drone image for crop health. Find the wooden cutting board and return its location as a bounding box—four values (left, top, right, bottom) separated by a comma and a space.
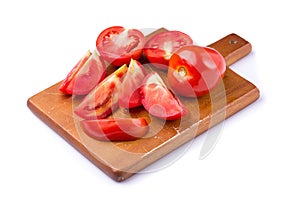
27, 28, 259, 182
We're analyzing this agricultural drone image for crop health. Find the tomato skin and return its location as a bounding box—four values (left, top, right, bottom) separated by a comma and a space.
74, 64, 128, 119
118, 59, 147, 108
59, 50, 91, 94
144, 31, 193, 70
59, 50, 106, 95
140, 72, 188, 120
96, 26, 145, 66
80, 118, 149, 141
168, 45, 226, 97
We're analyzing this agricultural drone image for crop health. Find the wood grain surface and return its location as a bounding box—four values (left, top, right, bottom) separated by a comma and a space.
27, 28, 259, 182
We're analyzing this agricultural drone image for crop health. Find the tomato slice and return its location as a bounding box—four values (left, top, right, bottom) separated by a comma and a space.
59, 50, 106, 95
118, 59, 147, 108
140, 72, 188, 120
168, 45, 226, 97
74, 64, 128, 119
80, 118, 149, 141
96, 26, 145, 66
144, 31, 193, 70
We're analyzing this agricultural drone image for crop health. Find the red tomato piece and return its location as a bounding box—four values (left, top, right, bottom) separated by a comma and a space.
74, 64, 128, 119
80, 118, 149, 141
118, 59, 147, 108
96, 26, 145, 66
59, 50, 106, 95
144, 31, 193, 70
168, 45, 226, 97
140, 72, 188, 120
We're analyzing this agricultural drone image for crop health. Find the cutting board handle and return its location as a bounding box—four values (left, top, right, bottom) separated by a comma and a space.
208, 33, 252, 66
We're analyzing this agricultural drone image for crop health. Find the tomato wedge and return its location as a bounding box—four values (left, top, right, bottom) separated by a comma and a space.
74, 64, 128, 119
144, 31, 193, 70
118, 59, 147, 108
59, 50, 106, 95
96, 26, 145, 66
80, 118, 149, 141
140, 72, 188, 120
168, 45, 226, 97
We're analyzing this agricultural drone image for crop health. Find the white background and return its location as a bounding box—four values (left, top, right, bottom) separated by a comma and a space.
1, 0, 299, 199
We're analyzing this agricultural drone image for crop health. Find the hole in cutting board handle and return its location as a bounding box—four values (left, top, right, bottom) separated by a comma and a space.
208, 33, 252, 67
229, 40, 238, 44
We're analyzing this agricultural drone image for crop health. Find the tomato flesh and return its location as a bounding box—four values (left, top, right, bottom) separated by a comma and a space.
118, 59, 147, 108
80, 118, 149, 141
59, 50, 106, 95
74, 64, 128, 119
168, 45, 226, 97
96, 26, 145, 66
144, 31, 193, 70
140, 72, 188, 120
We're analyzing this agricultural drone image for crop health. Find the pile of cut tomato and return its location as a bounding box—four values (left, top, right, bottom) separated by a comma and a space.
59, 26, 226, 142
